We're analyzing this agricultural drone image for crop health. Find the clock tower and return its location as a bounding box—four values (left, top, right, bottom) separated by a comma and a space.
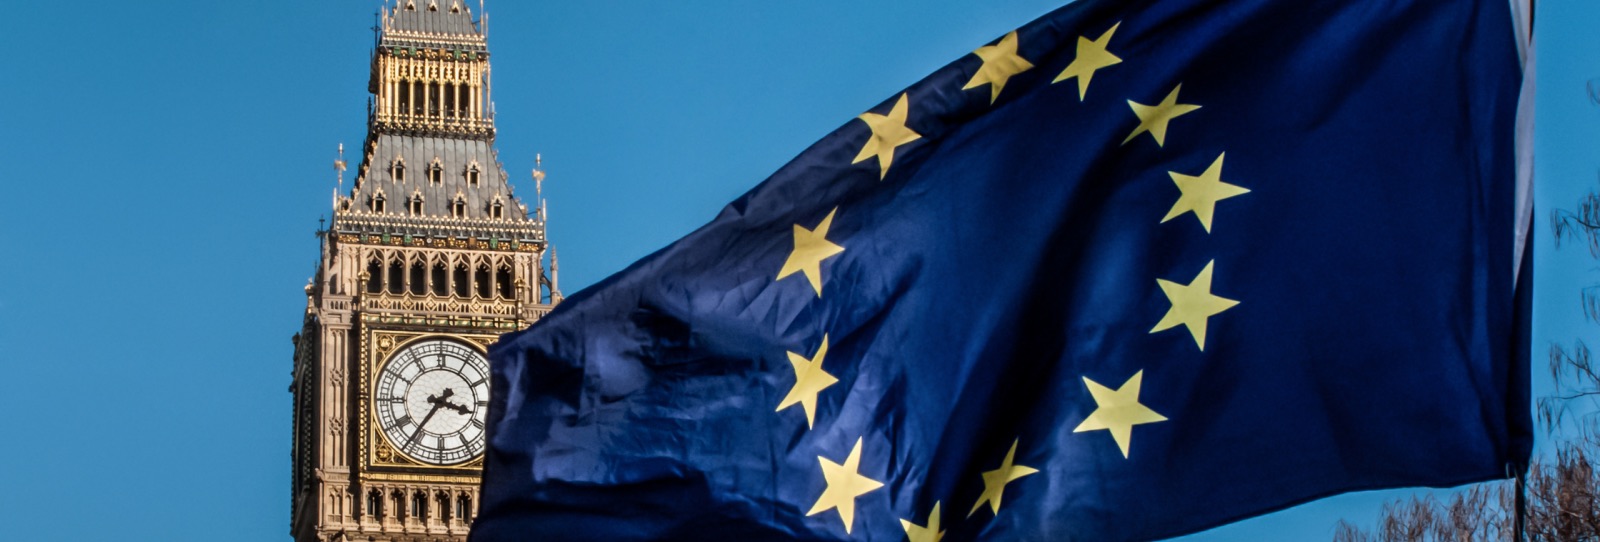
289, 2, 560, 540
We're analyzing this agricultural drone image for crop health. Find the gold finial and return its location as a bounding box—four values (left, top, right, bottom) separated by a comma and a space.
334, 143, 348, 190
532, 153, 546, 220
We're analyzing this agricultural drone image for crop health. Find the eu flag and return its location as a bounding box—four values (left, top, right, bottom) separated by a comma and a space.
472, 0, 1529, 540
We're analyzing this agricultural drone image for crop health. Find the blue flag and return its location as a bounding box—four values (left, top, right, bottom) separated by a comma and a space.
472, 0, 1529, 540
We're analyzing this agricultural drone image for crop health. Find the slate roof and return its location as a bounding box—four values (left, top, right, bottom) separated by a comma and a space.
387, 0, 481, 42
352, 133, 529, 222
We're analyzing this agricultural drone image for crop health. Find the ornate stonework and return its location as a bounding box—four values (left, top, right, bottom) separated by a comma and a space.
289, 4, 560, 541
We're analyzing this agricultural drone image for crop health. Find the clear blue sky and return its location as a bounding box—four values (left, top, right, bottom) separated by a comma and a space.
0, 1, 1593, 540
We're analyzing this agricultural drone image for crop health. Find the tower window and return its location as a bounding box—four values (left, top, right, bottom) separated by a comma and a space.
409, 197, 423, 215
388, 259, 405, 295
467, 166, 480, 187
409, 261, 425, 296
452, 196, 466, 218
413, 80, 425, 115
432, 263, 447, 296
456, 495, 473, 522
366, 259, 383, 294
404, 0, 415, 11
372, 194, 386, 213
397, 83, 411, 116
453, 264, 469, 297
491, 199, 504, 219
475, 265, 491, 298
497, 266, 513, 299
392, 160, 406, 182
444, 83, 457, 118
429, 161, 442, 185
392, 491, 406, 520
438, 491, 453, 521
367, 490, 383, 518
412, 491, 428, 519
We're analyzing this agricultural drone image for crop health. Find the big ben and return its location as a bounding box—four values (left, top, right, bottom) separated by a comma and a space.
288, 1, 559, 540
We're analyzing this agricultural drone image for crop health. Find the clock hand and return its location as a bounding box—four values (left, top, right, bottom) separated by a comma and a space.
441, 399, 473, 415
406, 388, 466, 447
406, 402, 445, 448
428, 387, 472, 414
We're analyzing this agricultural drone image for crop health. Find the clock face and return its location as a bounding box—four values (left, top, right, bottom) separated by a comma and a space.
375, 338, 490, 466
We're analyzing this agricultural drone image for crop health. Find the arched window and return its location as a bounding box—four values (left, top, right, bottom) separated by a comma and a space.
453, 264, 470, 297
452, 196, 466, 218
366, 259, 383, 294
409, 261, 425, 295
437, 491, 453, 521
367, 489, 383, 518
429, 160, 443, 185
490, 198, 504, 219
457, 84, 471, 117
475, 265, 491, 299
428, 82, 441, 116
409, 192, 424, 215
432, 263, 448, 296
392, 490, 406, 520
372, 193, 387, 213
497, 266, 513, 299
388, 259, 405, 295
392, 160, 405, 183
412, 491, 428, 519
466, 165, 480, 187
456, 494, 473, 522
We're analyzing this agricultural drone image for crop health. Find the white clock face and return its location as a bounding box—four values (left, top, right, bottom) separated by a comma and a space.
375, 338, 490, 466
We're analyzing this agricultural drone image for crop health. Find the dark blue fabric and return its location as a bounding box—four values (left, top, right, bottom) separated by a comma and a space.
471, 1, 1528, 540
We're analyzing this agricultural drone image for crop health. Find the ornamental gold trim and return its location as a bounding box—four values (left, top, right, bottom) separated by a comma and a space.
360, 329, 496, 476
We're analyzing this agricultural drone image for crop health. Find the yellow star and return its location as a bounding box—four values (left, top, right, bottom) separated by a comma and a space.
1150, 260, 1238, 351
963, 31, 1035, 104
808, 437, 885, 534
1163, 153, 1250, 233
776, 207, 845, 297
1052, 22, 1123, 100
900, 501, 945, 542
968, 439, 1038, 518
1123, 84, 1201, 147
1073, 370, 1168, 458
854, 93, 923, 180
777, 335, 838, 429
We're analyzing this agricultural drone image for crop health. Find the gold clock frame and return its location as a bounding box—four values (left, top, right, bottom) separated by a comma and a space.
360, 328, 498, 478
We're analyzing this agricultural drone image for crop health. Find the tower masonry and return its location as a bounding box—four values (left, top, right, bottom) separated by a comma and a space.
289, 2, 560, 540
